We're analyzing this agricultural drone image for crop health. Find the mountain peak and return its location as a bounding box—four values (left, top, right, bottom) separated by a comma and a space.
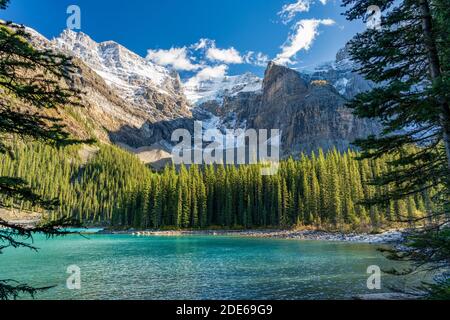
336, 44, 352, 63
57, 29, 96, 46
265, 60, 298, 76
263, 60, 308, 94
51, 28, 191, 119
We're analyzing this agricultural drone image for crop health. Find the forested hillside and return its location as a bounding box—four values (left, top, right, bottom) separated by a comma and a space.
0, 141, 438, 231
0, 142, 150, 223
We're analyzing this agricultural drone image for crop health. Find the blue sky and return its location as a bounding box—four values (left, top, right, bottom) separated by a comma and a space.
0, 0, 365, 78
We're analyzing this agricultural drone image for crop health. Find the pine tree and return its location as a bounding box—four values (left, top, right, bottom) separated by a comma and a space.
0, 0, 88, 300
176, 179, 183, 228
343, 0, 450, 296
1, 138, 436, 233
199, 176, 207, 228
343, 0, 449, 207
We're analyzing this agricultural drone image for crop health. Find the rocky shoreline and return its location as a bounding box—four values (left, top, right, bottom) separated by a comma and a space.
104, 228, 406, 245
1, 209, 407, 245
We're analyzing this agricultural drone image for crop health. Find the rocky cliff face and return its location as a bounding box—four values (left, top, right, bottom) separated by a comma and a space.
25, 26, 379, 161
54, 30, 190, 121
201, 58, 380, 157
26, 28, 192, 151
257, 62, 379, 156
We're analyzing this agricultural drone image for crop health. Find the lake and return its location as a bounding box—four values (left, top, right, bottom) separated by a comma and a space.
0, 233, 411, 300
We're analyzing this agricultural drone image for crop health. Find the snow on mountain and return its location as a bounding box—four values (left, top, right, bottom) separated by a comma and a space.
53, 30, 183, 101
52, 30, 263, 112
21, 25, 380, 159
334, 77, 350, 95
309, 46, 373, 99
184, 72, 263, 106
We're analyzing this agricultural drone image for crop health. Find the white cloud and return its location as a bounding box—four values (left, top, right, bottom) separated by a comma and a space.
244, 51, 270, 67
278, 0, 329, 24
185, 64, 229, 87
146, 47, 200, 71
195, 38, 267, 67
279, 0, 311, 23
206, 45, 243, 64
275, 18, 335, 65
192, 38, 214, 51
147, 38, 268, 75
195, 65, 228, 80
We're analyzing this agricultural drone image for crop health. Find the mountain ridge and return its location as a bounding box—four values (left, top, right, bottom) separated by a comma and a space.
200, 59, 380, 157
23, 27, 380, 163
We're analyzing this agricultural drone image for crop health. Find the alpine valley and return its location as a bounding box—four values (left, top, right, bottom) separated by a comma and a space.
27, 28, 381, 164
4, 25, 429, 233
2, 0, 449, 302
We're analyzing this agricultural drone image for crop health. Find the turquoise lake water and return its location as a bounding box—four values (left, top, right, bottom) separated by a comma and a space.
0, 233, 411, 300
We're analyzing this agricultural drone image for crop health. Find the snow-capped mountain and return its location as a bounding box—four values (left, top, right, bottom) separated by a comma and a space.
22, 25, 379, 162
52, 30, 264, 111
21, 27, 194, 155
53, 30, 189, 116
184, 72, 263, 106
183, 45, 370, 110
197, 57, 380, 157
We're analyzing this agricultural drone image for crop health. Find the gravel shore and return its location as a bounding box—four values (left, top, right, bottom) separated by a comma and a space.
1, 209, 406, 245
113, 228, 406, 244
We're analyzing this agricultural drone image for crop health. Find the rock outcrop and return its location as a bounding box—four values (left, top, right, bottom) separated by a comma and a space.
25, 26, 380, 162
26, 28, 193, 151
201, 58, 380, 157
254, 62, 380, 156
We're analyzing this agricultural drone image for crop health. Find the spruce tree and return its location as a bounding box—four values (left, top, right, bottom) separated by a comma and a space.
343, 0, 449, 204
343, 0, 450, 295
0, 0, 85, 300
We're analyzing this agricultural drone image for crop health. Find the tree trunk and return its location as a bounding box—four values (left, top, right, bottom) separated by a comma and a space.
419, 0, 450, 175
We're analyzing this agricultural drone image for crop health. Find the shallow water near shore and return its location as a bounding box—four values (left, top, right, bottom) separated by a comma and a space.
0, 233, 413, 300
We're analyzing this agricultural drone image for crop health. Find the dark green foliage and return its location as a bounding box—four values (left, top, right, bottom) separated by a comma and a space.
424, 277, 450, 300
0, 23, 84, 154
0, 0, 9, 10
342, 0, 450, 201
1, 142, 435, 231
0, 0, 87, 300
0, 280, 53, 300
0, 142, 151, 226
0, 9, 91, 211
343, 0, 450, 295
